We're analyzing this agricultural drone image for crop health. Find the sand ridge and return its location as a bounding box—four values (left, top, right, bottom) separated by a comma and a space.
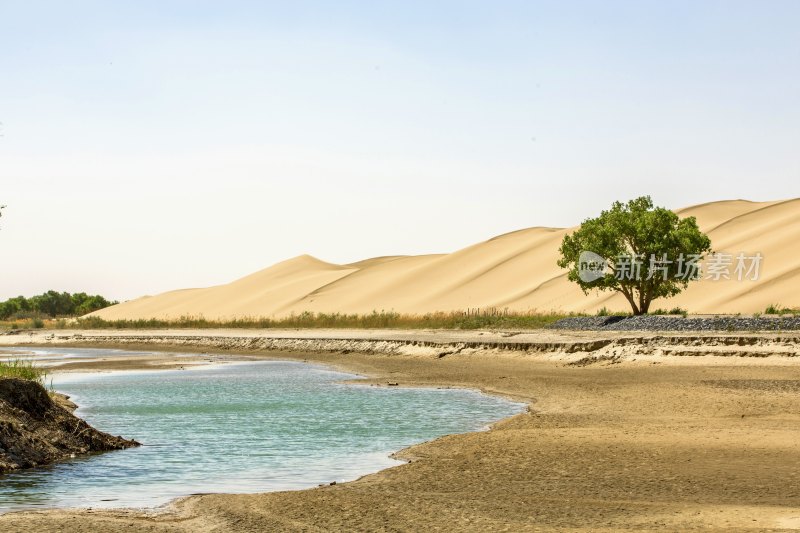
92, 198, 800, 319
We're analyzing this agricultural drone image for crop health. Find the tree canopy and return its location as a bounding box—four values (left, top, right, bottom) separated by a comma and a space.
557, 196, 712, 315
0, 291, 117, 320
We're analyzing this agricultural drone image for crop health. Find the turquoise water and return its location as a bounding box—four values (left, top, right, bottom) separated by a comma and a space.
0, 350, 524, 511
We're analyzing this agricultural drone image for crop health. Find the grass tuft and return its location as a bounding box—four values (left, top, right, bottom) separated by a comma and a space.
651, 307, 688, 317
0, 358, 48, 384
765, 304, 798, 316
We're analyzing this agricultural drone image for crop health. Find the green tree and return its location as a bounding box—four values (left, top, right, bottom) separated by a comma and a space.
557, 196, 712, 315
74, 294, 114, 315
0, 301, 16, 320
30, 290, 71, 317
0, 291, 116, 320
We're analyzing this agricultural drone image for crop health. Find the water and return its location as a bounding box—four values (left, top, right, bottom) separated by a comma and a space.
0, 346, 156, 366
0, 350, 524, 511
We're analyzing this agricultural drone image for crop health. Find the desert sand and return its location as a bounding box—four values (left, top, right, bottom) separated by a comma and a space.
1, 331, 800, 531
91, 198, 800, 320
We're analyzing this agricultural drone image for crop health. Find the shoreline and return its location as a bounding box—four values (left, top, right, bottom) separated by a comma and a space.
1, 330, 800, 531
4, 327, 800, 367
3, 352, 522, 516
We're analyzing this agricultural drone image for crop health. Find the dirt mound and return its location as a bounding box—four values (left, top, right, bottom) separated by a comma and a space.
0, 378, 139, 474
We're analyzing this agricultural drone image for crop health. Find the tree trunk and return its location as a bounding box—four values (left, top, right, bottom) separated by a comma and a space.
620, 287, 640, 315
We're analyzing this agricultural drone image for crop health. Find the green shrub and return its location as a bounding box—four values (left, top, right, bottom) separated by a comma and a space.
764, 304, 798, 316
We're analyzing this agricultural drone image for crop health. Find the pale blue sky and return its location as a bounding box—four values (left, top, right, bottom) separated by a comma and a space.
1, 1, 798, 300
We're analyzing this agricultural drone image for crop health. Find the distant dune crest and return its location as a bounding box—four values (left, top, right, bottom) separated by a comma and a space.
92, 199, 800, 320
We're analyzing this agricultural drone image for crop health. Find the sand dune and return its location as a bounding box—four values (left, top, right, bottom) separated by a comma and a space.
93, 199, 800, 320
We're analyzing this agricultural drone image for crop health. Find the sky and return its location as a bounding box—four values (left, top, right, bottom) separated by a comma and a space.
1, 0, 798, 301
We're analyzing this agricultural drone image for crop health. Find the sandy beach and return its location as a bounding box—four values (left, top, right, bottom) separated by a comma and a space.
0, 329, 799, 531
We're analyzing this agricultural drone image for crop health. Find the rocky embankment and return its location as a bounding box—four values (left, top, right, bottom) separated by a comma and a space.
0, 378, 139, 474
550, 315, 800, 331
6, 329, 800, 364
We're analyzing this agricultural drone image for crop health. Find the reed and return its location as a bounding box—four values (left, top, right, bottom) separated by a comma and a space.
0, 358, 48, 384
67, 309, 574, 330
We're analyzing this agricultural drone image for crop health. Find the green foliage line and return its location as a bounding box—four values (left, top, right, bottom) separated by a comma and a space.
0, 291, 117, 320
68, 310, 570, 330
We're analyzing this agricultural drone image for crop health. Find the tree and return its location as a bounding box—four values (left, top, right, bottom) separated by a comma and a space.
0, 291, 116, 319
557, 196, 712, 315
74, 294, 114, 315
30, 290, 73, 317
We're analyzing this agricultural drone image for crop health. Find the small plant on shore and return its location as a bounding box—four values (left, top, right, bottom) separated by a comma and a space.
594, 307, 631, 317
0, 359, 48, 385
765, 304, 798, 316
651, 307, 688, 317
